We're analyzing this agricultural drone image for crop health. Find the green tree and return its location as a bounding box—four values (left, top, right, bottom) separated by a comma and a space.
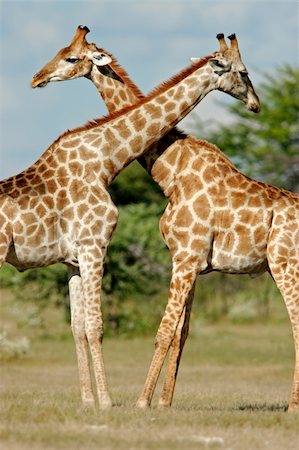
109, 160, 164, 205
191, 65, 299, 190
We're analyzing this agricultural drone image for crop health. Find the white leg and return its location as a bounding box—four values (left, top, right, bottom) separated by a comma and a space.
68, 266, 95, 409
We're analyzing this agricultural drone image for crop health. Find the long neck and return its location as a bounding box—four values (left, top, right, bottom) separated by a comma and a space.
90, 61, 187, 173
90, 63, 142, 112
65, 58, 215, 186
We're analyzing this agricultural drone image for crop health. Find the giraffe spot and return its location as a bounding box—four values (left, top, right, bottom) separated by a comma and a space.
191, 158, 203, 172
80, 147, 97, 160
105, 88, 114, 99
172, 229, 190, 247
180, 174, 203, 200
132, 114, 147, 132
116, 119, 131, 139
144, 103, 162, 118
155, 95, 168, 104
253, 226, 267, 244
63, 139, 80, 148
146, 122, 160, 136
191, 239, 207, 253
175, 205, 193, 228
46, 179, 58, 194
192, 194, 211, 221
222, 231, 235, 252
239, 209, 262, 226
34, 204, 46, 217
63, 207, 74, 221
77, 204, 89, 219
219, 210, 235, 228
115, 147, 129, 164
235, 226, 252, 254
19, 197, 30, 210
248, 196, 262, 208
70, 180, 88, 203
173, 85, 186, 100
69, 162, 83, 177
247, 183, 261, 195
29, 197, 39, 210
57, 166, 68, 179
165, 102, 176, 112
114, 95, 120, 106
165, 148, 179, 166
43, 195, 54, 209
119, 91, 128, 101
226, 175, 242, 189
202, 166, 218, 183
231, 192, 245, 209
55, 189, 68, 210
152, 161, 169, 185
14, 220, 23, 234
91, 221, 103, 234
56, 151, 67, 164
92, 137, 103, 147
107, 209, 118, 223
129, 136, 143, 153
192, 223, 209, 236
165, 113, 177, 123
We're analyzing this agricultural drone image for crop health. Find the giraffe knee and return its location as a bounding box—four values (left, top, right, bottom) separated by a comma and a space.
85, 324, 104, 345
155, 333, 170, 353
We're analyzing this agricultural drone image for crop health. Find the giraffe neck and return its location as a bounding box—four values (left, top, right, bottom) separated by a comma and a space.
51, 57, 215, 187
90, 62, 187, 174
91, 64, 142, 112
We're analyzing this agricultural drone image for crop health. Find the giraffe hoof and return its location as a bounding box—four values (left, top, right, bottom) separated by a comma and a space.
80, 399, 96, 413
99, 397, 113, 410
157, 401, 171, 409
136, 399, 150, 409
287, 403, 299, 412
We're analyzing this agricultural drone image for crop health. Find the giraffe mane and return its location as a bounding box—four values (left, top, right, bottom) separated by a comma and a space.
54, 54, 213, 145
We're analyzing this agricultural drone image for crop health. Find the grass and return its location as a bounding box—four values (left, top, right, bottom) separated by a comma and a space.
1, 289, 299, 449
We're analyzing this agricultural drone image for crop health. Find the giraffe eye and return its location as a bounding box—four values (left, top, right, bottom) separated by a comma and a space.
66, 57, 79, 64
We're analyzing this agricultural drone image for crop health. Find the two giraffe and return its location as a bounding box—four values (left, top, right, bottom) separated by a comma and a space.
33, 27, 299, 412
1, 29, 260, 410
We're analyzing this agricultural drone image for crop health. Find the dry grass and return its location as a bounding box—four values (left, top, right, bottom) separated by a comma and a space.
1, 289, 299, 449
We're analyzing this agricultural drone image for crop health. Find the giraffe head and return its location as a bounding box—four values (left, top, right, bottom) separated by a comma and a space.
192, 33, 260, 113
31, 25, 112, 88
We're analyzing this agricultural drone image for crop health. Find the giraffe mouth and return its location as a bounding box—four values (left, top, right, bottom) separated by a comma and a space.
36, 81, 49, 88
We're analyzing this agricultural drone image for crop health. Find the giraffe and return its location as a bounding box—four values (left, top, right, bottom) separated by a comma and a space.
1, 30, 261, 411
31, 26, 299, 412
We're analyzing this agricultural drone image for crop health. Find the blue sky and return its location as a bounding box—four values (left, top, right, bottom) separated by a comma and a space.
0, 0, 298, 179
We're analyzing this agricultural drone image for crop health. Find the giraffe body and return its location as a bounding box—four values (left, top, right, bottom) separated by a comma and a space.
1, 31, 260, 410
32, 27, 299, 411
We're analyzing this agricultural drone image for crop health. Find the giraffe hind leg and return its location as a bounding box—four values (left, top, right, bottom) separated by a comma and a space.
268, 231, 299, 411
158, 282, 195, 408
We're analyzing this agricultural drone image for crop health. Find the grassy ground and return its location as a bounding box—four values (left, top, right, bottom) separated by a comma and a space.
1, 289, 299, 449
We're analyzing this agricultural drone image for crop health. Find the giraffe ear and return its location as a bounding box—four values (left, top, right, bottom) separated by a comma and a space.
90, 52, 112, 66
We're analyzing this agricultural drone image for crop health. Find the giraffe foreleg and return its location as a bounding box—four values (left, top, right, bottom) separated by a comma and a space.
158, 282, 195, 408
136, 257, 201, 409
78, 244, 112, 410
68, 265, 95, 410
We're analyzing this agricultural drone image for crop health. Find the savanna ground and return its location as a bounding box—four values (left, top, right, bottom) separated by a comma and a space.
1, 288, 299, 450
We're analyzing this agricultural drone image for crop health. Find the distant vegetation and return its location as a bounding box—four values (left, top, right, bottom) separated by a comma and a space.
1, 66, 298, 337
